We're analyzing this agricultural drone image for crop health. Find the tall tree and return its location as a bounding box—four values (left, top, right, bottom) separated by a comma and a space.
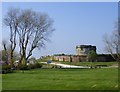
17, 9, 54, 64
103, 20, 120, 61
4, 8, 19, 67
4, 8, 54, 65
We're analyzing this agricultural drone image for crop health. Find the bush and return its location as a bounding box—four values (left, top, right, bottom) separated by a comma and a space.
17, 63, 42, 70
18, 64, 29, 70
28, 64, 35, 69
2, 65, 13, 74
34, 63, 42, 68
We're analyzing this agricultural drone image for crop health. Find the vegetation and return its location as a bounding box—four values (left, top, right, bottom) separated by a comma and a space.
38, 57, 50, 62
16, 63, 43, 70
103, 20, 120, 61
2, 68, 118, 90
1, 62, 42, 74
2, 65, 13, 74
0, 50, 19, 62
3, 7, 54, 67
87, 50, 97, 62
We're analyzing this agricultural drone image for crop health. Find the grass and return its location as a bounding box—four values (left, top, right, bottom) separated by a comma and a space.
0, 73, 2, 91
2, 68, 118, 90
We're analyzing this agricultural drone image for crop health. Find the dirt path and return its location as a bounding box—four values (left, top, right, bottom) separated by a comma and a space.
41, 62, 90, 68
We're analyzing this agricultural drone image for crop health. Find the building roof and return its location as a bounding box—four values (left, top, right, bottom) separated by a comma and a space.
76, 45, 96, 48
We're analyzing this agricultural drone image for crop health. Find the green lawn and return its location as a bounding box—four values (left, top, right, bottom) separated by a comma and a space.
2, 68, 118, 90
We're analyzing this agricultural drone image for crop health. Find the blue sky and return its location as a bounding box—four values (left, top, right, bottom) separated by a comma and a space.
2, 2, 118, 58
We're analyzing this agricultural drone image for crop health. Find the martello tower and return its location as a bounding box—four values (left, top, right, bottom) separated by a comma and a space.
76, 45, 96, 55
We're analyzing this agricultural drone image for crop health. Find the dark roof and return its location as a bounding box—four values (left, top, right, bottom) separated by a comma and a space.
76, 45, 96, 48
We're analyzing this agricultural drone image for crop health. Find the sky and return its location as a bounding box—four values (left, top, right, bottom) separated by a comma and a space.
1, 2, 118, 58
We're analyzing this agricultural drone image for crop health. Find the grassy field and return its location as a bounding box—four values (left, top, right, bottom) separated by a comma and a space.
2, 68, 118, 90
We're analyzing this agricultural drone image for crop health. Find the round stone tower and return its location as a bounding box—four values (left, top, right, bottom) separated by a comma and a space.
76, 45, 96, 55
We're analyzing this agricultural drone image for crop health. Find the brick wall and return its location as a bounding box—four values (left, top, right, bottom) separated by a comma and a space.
51, 54, 115, 62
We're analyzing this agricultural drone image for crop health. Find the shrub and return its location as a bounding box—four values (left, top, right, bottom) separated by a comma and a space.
16, 62, 42, 71
34, 63, 42, 68
18, 63, 42, 70
28, 64, 35, 69
18, 64, 29, 70
2, 65, 13, 74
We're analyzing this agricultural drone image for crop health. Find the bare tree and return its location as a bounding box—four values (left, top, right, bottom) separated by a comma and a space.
2, 40, 8, 61
103, 20, 120, 61
4, 8, 54, 65
4, 8, 20, 67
